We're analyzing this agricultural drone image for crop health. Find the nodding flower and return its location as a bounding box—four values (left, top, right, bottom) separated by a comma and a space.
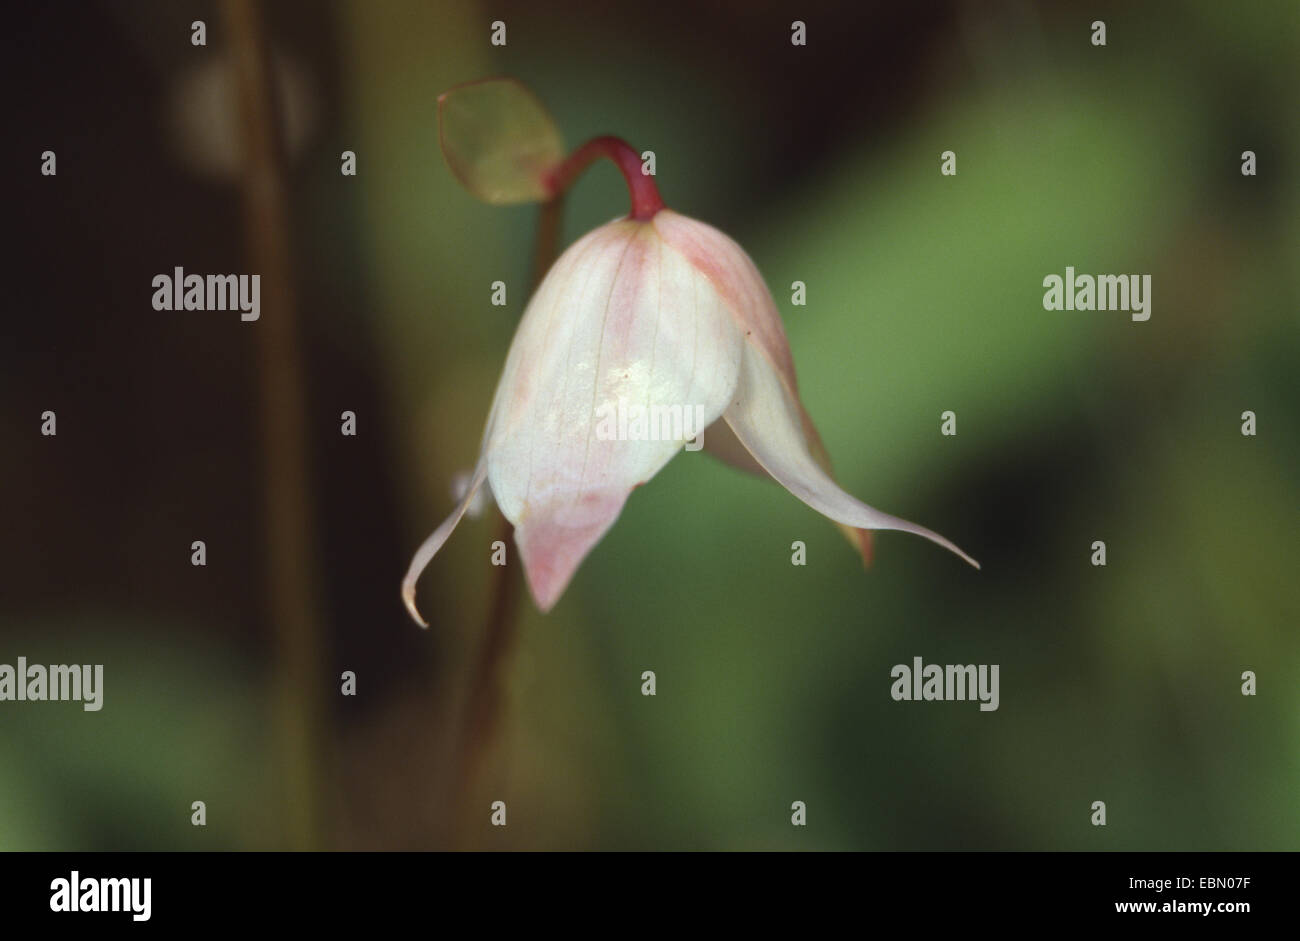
403, 100, 977, 625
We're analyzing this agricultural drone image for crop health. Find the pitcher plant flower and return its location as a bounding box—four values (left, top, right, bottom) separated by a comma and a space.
403, 78, 977, 625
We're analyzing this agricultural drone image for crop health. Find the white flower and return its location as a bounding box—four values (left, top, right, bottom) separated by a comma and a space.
403, 209, 977, 624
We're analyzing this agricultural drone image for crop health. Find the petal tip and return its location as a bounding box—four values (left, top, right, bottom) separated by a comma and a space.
531, 584, 561, 614
513, 494, 627, 614
945, 540, 981, 571
401, 580, 430, 628
519, 545, 572, 613
854, 526, 874, 569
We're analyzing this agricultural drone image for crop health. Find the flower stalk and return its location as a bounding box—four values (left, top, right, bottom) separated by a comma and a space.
543, 135, 664, 220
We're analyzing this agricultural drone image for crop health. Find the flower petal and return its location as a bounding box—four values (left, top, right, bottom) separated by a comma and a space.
401, 457, 490, 627
656, 210, 875, 565
487, 218, 745, 609
652, 210, 796, 392
513, 490, 628, 612
701, 415, 766, 476
702, 411, 875, 566
724, 342, 979, 569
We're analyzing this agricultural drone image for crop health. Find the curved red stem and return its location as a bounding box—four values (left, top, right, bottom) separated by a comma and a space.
544, 135, 664, 220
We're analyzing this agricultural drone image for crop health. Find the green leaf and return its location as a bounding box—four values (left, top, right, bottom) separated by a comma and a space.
437, 77, 565, 204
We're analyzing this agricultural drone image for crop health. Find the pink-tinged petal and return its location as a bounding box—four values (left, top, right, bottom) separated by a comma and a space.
514, 490, 628, 612
656, 210, 875, 564
653, 210, 797, 391
486, 216, 745, 609
724, 342, 980, 569
402, 458, 490, 627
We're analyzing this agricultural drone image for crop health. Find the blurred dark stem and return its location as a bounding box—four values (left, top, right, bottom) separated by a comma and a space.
452, 197, 564, 843
223, 0, 326, 850
452, 511, 521, 838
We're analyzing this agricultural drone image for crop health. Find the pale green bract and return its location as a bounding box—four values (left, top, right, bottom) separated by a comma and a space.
437, 77, 565, 204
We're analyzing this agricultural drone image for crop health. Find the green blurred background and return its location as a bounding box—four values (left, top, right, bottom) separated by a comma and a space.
2, 0, 1296, 850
